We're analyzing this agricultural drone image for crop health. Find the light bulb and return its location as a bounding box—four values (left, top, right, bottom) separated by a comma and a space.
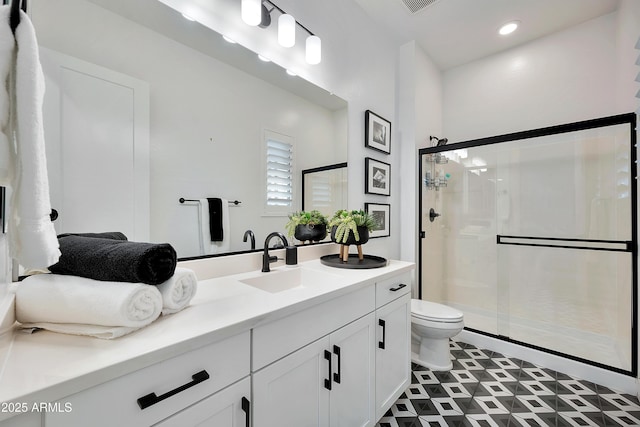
499, 21, 520, 36
278, 14, 296, 47
305, 35, 321, 65
242, 0, 262, 26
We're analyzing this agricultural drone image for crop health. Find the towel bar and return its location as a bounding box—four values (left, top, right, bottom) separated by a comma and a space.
179, 198, 241, 206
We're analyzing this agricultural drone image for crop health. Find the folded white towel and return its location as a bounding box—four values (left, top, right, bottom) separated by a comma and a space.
19, 323, 142, 340
15, 274, 162, 338
157, 267, 198, 315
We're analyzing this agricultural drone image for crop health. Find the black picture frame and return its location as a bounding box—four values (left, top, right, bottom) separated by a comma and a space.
365, 110, 391, 154
365, 202, 390, 238
365, 157, 391, 196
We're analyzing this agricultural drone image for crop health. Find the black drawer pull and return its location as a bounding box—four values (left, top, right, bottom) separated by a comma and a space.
324, 350, 332, 390
378, 319, 386, 349
241, 396, 250, 427
137, 370, 210, 410
390, 284, 407, 292
333, 345, 341, 384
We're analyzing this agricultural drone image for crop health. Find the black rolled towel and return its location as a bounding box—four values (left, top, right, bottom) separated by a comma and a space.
49, 236, 177, 285
57, 231, 128, 241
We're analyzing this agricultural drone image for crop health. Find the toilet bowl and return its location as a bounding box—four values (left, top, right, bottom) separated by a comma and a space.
411, 299, 464, 371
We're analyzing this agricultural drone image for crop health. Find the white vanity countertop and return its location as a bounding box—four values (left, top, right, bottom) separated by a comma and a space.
0, 259, 413, 417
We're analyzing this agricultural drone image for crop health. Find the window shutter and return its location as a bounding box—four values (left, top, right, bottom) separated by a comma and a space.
266, 138, 293, 208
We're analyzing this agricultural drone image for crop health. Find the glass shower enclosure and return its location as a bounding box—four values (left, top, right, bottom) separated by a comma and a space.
419, 113, 637, 375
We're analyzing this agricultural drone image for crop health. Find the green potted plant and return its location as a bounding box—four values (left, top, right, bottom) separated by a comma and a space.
328, 209, 377, 261
285, 210, 329, 243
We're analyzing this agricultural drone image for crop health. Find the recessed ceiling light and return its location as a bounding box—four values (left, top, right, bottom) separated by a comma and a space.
286, 69, 297, 77
222, 35, 237, 44
499, 20, 520, 36
258, 54, 271, 62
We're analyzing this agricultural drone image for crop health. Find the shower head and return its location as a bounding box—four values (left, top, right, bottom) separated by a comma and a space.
429, 135, 448, 146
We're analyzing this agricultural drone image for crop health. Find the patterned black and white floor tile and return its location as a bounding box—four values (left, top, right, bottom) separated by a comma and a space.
376, 340, 640, 427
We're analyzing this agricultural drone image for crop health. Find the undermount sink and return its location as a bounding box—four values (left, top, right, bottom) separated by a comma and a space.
239, 267, 340, 293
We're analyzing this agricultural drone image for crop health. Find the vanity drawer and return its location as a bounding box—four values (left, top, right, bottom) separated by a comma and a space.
46, 331, 250, 427
252, 284, 375, 371
376, 272, 412, 308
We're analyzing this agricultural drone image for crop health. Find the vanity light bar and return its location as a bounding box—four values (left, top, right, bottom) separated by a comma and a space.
241, 0, 322, 65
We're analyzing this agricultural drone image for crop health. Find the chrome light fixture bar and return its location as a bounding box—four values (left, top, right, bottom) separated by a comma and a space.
241, 0, 322, 65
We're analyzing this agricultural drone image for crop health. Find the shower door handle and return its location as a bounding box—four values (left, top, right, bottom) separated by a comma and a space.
429, 208, 440, 222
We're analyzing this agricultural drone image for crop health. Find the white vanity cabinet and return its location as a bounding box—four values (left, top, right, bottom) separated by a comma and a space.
1, 262, 414, 427
45, 332, 250, 427
253, 313, 376, 427
374, 273, 412, 420
252, 269, 412, 427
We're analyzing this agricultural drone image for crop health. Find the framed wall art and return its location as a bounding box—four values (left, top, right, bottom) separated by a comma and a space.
365, 110, 391, 154
365, 157, 390, 196
365, 202, 390, 238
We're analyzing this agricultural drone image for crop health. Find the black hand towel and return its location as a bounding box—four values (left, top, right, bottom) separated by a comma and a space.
207, 198, 224, 241
49, 236, 177, 285
57, 231, 128, 241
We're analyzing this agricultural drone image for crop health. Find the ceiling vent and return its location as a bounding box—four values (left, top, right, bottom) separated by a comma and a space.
399, 0, 441, 14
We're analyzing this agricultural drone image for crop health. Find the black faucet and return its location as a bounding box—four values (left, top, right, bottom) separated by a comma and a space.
243, 229, 256, 250
262, 232, 289, 272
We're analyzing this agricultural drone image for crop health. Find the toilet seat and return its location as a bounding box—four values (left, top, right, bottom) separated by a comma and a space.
411, 299, 463, 323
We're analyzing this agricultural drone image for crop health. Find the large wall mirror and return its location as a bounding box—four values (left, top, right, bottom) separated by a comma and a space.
30, 0, 348, 259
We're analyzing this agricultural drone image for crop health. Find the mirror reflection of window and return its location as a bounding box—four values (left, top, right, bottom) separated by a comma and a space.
264, 131, 295, 215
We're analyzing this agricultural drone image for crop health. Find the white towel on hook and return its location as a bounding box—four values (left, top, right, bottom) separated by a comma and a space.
1, 7, 60, 270
198, 198, 230, 255
0, 6, 14, 185
14, 273, 163, 339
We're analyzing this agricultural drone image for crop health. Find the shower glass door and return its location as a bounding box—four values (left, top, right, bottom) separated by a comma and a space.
419, 114, 637, 374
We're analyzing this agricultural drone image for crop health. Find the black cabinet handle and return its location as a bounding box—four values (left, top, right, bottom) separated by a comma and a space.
241, 396, 250, 427
333, 345, 341, 384
324, 350, 332, 390
137, 370, 210, 410
390, 283, 407, 292
378, 319, 386, 349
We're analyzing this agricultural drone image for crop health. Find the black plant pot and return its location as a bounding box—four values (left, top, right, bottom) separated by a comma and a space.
330, 225, 370, 245
294, 224, 327, 242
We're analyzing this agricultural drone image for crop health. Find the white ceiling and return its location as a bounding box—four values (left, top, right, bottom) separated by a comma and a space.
353, 0, 620, 70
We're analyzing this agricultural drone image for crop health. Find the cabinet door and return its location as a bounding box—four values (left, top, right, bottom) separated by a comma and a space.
329, 313, 376, 427
375, 293, 411, 420
154, 377, 250, 427
253, 336, 330, 427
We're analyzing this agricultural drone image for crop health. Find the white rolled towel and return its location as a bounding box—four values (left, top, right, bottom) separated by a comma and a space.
157, 267, 198, 315
15, 274, 162, 339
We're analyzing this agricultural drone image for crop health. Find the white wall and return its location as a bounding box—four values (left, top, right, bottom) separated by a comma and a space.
31, 0, 347, 257
397, 41, 443, 292
443, 12, 621, 143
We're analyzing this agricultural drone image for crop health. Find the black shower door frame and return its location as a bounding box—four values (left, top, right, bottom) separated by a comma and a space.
418, 112, 638, 376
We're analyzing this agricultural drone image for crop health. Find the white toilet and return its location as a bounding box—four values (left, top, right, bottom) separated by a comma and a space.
411, 299, 464, 371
